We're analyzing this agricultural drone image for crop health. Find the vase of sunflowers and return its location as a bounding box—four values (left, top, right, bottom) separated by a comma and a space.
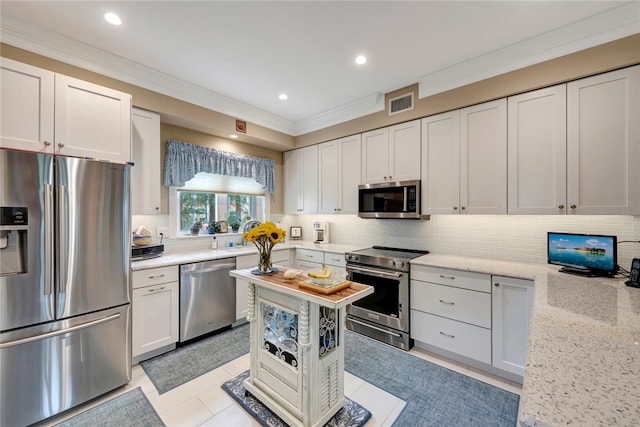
243, 221, 286, 274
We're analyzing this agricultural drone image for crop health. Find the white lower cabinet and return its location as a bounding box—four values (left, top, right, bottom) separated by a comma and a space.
491, 275, 534, 376
236, 250, 291, 323
410, 266, 492, 364
131, 266, 179, 362
295, 248, 324, 270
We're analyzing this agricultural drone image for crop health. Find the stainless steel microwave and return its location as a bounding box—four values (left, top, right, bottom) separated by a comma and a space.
358, 180, 423, 219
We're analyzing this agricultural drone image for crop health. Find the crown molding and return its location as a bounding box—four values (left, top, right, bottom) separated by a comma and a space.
294, 92, 385, 136
419, 2, 640, 99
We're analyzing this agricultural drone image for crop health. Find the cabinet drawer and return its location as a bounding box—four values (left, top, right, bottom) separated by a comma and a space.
272, 249, 291, 264
296, 249, 324, 264
324, 252, 346, 268
132, 266, 179, 289
411, 281, 491, 328
411, 266, 491, 293
411, 310, 491, 364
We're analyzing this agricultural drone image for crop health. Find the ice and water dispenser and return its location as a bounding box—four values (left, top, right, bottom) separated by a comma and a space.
0, 207, 28, 276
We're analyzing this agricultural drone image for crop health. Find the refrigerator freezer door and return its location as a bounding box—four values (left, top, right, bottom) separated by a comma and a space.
56, 157, 131, 319
0, 304, 131, 426
0, 150, 54, 331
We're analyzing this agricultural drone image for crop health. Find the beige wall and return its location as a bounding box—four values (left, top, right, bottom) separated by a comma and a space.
159, 123, 284, 214
295, 33, 640, 147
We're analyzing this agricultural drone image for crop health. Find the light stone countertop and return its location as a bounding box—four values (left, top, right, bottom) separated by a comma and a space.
411, 253, 640, 427
130, 241, 362, 271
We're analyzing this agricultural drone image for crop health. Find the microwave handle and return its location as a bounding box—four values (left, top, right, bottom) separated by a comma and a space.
403, 187, 407, 212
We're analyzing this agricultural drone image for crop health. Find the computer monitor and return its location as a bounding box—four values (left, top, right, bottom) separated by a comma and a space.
547, 232, 617, 277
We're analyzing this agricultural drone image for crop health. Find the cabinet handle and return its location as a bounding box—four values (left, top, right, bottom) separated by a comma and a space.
389, 175, 392, 180
460, 206, 466, 211
439, 299, 455, 305
383, 176, 388, 180
558, 205, 564, 210
147, 274, 165, 279
439, 274, 455, 280
439, 331, 455, 339
494, 282, 500, 287
570, 204, 577, 209
148, 286, 165, 292
43, 141, 51, 146
57, 143, 65, 148
305, 254, 313, 258
453, 206, 458, 210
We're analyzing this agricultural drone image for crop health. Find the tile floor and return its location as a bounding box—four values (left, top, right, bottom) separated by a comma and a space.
39, 345, 522, 427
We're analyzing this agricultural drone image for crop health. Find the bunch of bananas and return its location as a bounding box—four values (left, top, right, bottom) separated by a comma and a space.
308, 263, 331, 279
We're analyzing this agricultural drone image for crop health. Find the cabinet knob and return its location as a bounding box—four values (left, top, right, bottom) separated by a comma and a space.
570, 204, 577, 209
155, 207, 159, 212
460, 206, 466, 211
389, 176, 392, 180
453, 206, 458, 210
494, 282, 500, 287
43, 141, 51, 146
558, 205, 564, 210
57, 143, 65, 148
383, 176, 388, 180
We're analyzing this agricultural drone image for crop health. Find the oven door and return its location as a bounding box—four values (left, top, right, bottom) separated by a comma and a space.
345, 264, 408, 333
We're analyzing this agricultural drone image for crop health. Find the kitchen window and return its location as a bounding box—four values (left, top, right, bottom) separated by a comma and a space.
168, 172, 268, 237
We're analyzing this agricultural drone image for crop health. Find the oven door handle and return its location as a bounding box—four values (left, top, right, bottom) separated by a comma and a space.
347, 265, 403, 278
348, 317, 402, 337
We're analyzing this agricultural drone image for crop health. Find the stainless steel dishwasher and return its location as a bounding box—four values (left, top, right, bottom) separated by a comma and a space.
179, 258, 236, 342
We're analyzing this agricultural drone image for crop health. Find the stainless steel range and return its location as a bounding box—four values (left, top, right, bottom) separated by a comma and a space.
345, 246, 429, 350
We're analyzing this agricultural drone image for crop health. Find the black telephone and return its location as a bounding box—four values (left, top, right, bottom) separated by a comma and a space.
627, 258, 640, 288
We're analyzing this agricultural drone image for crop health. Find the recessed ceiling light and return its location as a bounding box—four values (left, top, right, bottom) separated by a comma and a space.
104, 12, 122, 26
355, 55, 367, 65
279, 93, 288, 101
229, 134, 239, 139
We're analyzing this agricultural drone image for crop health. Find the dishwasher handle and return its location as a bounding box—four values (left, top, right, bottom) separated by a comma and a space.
182, 263, 236, 275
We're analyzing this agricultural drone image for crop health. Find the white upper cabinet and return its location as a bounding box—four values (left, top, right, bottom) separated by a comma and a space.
361, 119, 420, 184
508, 85, 567, 214
566, 65, 640, 215
131, 108, 161, 215
421, 111, 460, 215
318, 134, 362, 214
421, 99, 506, 215
55, 75, 132, 163
284, 145, 318, 214
460, 99, 507, 214
1, 58, 54, 152
0, 58, 132, 163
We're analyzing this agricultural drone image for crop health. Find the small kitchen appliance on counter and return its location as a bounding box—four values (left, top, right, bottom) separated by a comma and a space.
131, 243, 164, 261
313, 220, 329, 244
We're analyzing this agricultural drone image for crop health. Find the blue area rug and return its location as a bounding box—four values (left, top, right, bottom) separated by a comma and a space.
344, 331, 520, 427
140, 323, 249, 394
222, 370, 371, 427
53, 387, 164, 427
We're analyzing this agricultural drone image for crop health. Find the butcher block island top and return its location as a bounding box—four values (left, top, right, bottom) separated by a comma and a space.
230, 267, 373, 308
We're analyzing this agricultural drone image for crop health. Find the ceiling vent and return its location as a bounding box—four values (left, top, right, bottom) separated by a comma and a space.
388, 92, 414, 116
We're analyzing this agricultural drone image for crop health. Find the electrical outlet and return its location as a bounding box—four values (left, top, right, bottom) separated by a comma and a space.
157, 227, 169, 238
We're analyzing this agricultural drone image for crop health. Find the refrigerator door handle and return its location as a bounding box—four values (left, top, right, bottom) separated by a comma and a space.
44, 183, 54, 295
57, 184, 68, 294
0, 313, 121, 349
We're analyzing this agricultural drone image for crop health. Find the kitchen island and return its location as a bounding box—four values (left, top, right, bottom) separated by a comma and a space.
229, 267, 373, 427
411, 254, 640, 426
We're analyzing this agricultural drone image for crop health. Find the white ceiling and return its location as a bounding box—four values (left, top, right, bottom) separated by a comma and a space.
1, 1, 639, 136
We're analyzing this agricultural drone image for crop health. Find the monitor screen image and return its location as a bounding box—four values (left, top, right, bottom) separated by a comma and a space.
547, 232, 617, 277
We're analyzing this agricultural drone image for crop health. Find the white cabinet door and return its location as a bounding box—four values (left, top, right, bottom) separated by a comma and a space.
492, 276, 533, 377
567, 65, 640, 215
318, 134, 362, 214
54, 74, 132, 163
421, 111, 460, 215
0, 58, 54, 152
459, 98, 507, 214
131, 108, 161, 215
318, 140, 340, 214
338, 134, 362, 214
284, 146, 318, 214
508, 85, 567, 214
388, 119, 421, 182
132, 281, 179, 358
361, 127, 389, 184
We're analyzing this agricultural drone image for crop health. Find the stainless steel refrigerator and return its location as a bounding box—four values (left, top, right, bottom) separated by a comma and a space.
0, 149, 131, 426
